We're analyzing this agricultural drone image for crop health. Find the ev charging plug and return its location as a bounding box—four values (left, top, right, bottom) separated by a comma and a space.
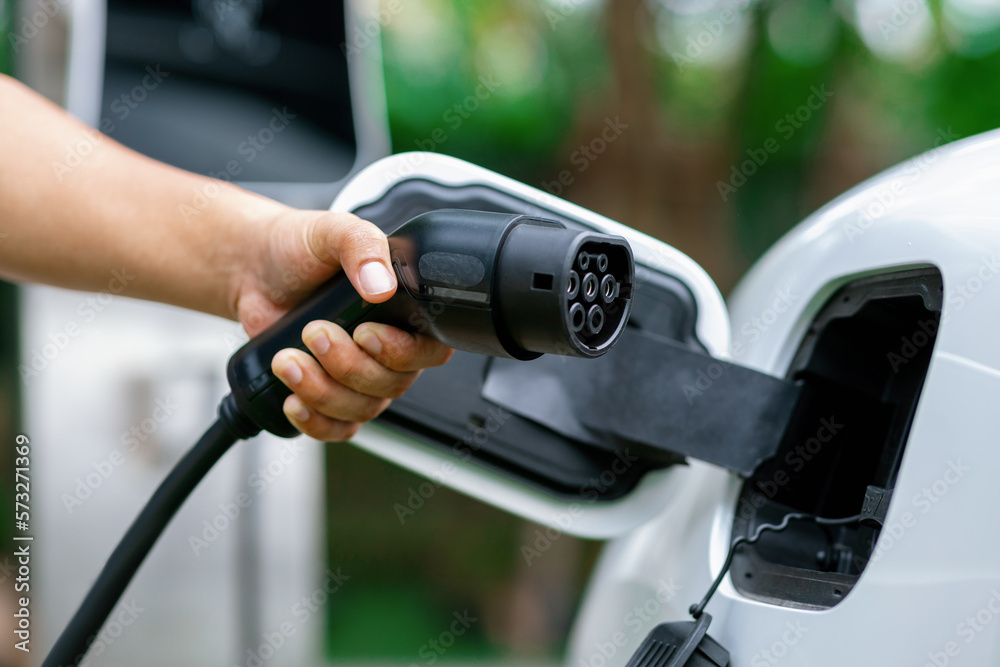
227, 208, 634, 436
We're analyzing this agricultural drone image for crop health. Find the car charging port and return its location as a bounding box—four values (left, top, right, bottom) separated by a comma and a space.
731, 267, 943, 610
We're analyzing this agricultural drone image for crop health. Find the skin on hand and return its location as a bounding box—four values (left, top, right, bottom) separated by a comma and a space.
0, 75, 451, 440
233, 209, 453, 441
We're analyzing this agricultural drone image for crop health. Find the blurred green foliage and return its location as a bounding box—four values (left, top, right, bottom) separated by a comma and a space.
324, 444, 579, 661
381, 0, 1000, 269
0, 0, 11, 76
381, 0, 610, 175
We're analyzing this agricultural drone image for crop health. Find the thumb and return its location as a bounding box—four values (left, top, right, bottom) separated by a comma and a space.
308, 212, 397, 303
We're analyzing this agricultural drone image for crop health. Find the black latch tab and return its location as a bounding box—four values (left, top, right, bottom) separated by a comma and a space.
625, 614, 730, 667
860, 485, 892, 527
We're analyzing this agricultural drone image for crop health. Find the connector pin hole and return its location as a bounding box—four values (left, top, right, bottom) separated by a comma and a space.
586, 305, 604, 335
567, 271, 580, 299
596, 253, 608, 272
583, 273, 598, 302
569, 303, 586, 332
577, 252, 590, 270
600, 275, 617, 303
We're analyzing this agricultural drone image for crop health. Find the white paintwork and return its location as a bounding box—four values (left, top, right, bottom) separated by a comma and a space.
570, 130, 1000, 666
331, 152, 732, 539
330, 133, 1000, 665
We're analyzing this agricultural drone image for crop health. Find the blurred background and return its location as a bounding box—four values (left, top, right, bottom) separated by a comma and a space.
2, 0, 999, 665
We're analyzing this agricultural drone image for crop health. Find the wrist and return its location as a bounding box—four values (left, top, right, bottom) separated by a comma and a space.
217, 187, 291, 323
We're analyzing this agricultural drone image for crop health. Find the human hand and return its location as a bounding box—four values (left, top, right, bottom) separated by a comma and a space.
232, 208, 453, 441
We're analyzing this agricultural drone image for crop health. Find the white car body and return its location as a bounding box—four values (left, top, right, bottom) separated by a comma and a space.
335, 134, 1000, 667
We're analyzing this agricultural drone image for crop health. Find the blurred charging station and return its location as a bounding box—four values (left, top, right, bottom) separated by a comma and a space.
19, 0, 390, 664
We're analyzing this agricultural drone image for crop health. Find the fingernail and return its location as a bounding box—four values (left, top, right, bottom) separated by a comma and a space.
305, 328, 331, 355
285, 395, 311, 423
359, 262, 395, 296
354, 325, 383, 357
275, 356, 303, 385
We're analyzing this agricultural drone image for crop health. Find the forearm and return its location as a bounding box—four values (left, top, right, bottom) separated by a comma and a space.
0, 73, 289, 319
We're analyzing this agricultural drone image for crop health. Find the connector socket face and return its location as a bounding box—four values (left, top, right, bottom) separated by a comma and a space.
496, 222, 633, 358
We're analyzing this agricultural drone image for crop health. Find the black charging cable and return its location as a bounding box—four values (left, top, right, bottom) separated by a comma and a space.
688, 511, 863, 619
43, 396, 260, 667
